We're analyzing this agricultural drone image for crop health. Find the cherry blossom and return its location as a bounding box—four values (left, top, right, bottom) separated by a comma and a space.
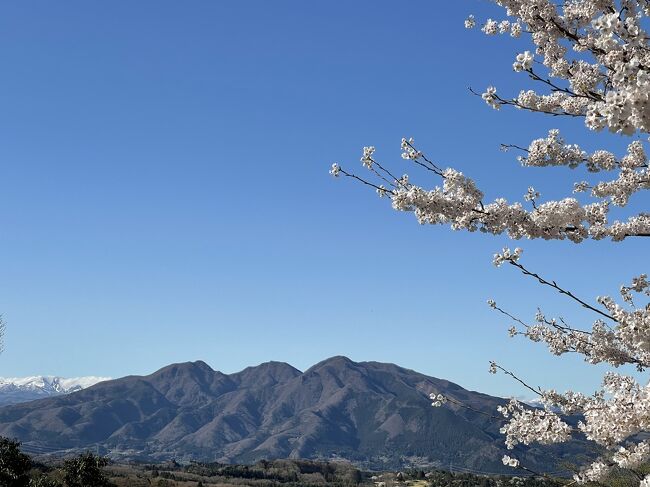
330, 0, 650, 481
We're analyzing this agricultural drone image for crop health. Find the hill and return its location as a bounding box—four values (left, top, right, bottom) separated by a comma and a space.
0, 357, 590, 472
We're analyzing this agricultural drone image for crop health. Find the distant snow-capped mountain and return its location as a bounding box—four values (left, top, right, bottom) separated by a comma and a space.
0, 376, 110, 406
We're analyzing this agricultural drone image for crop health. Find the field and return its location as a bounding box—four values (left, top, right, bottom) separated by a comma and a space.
91, 460, 564, 487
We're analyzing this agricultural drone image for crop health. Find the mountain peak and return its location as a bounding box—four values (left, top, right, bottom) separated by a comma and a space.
0, 358, 587, 472
231, 360, 301, 387
306, 355, 356, 372
0, 376, 111, 406
251, 360, 301, 375
148, 360, 214, 377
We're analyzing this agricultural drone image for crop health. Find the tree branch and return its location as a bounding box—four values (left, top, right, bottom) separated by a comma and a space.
506, 261, 616, 322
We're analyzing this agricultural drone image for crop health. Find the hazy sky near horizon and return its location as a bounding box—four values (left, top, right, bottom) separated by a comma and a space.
0, 1, 646, 397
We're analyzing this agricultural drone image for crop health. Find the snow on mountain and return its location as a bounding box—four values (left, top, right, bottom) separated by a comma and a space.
0, 376, 111, 406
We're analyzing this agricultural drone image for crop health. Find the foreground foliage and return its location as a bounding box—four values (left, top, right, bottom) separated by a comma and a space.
0, 437, 113, 487
61, 451, 112, 487
0, 436, 31, 487
0, 441, 571, 487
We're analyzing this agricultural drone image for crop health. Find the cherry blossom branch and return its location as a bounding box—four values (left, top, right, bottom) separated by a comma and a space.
516, 463, 544, 477
490, 361, 542, 397
402, 139, 445, 176
441, 394, 506, 421
366, 157, 405, 188
337, 167, 396, 196
505, 260, 616, 322
468, 87, 584, 117
492, 303, 648, 370
526, 68, 604, 102
489, 302, 594, 338
490, 303, 531, 330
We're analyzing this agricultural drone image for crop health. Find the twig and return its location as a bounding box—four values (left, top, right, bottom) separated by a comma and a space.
507, 261, 616, 322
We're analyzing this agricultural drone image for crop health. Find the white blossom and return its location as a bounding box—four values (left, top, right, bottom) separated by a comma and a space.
482, 19, 498, 35
523, 187, 540, 202
498, 398, 572, 449
429, 392, 448, 407
492, 247, 522, 267
489, 361, 498, 374
331, 1, 650, 481
361, 146, 375, 169
482, 86, 500, 110
513, 51, 534, 72
502, 455, 520, 467
401, 137, 422, 160
573, 461, 611, 483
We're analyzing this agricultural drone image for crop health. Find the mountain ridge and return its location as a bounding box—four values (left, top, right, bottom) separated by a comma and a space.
0, 357, 590, 473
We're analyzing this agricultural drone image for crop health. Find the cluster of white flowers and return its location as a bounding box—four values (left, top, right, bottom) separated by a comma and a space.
573, 461, 611, 483
429, 392, 448, 407
492, 247, 523, 267
482, 18, 522, 37
381, 134, 648, 241
497, 398, 573, 449
613, 440, 650, 469
513, 51, 533, 72
482, 86, 500, 110
523, 186, 539, 202
620, 274, 650, 305
502, 455, 520, 468
493, 273, 650, 480
590, 141, 649, 206
482, 18, 500, 35
400, 137, 422, 160
489, 360, 498, 374
361, 146, 375, 169
515, 90, 591, 115
480, 1, 650, 135
521, 316, 642, 368
330, 0, 650, 481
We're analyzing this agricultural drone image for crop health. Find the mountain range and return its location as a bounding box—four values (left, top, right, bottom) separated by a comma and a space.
0, 357, 591, 473
0, 376, 111, 406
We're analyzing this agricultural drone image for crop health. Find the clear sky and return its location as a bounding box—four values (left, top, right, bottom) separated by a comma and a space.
0, 1, 646, 398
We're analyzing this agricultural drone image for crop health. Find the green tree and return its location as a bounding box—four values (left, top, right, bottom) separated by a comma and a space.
62, 452, 112, 487
0, 437, 32, 487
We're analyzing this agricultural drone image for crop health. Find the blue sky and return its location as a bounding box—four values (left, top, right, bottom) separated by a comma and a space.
0, 1, 646, 398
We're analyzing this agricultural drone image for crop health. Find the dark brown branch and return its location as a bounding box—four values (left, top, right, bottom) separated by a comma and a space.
338, 168, 396, 195
526, 68, 603, 102
468, 87, 584, 118
507, 260, 616, 322
403, 139, 445, 177
492, 362, 542, 397
442, 395, 505, 421
368, 157, 405, 188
